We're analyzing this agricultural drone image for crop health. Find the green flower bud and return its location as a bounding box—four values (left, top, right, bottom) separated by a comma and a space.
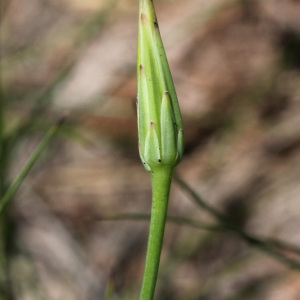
137, 0, 184, 172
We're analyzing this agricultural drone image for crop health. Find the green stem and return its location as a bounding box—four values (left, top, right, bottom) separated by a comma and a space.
139, 167, 173, 300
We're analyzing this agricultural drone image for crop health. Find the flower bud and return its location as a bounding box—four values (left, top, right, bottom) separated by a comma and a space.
137, 0, 184, 172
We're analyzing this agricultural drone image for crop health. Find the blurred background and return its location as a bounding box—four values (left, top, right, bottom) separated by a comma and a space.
1, 0, 300, 299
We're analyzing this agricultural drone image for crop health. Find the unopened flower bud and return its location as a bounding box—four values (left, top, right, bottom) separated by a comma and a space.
137, 0, 184, 172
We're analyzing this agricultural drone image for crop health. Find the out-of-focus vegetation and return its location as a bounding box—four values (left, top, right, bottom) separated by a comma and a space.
1, 0, 300, 299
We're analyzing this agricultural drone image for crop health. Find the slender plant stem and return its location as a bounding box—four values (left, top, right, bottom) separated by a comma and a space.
0, 118, 65, 214
104, 268, 116, 300
0, 3, 13, 297
100, 212, 300, 259
139, 167, 173, 300
99, 213, 222, 232
174, 173, 300, 270
100, 212, 300, 267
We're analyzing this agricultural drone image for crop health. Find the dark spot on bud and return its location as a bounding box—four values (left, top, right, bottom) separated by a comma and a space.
154, 21, 158, 28
158, 159, 161, 162
140, 64, 144, 71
